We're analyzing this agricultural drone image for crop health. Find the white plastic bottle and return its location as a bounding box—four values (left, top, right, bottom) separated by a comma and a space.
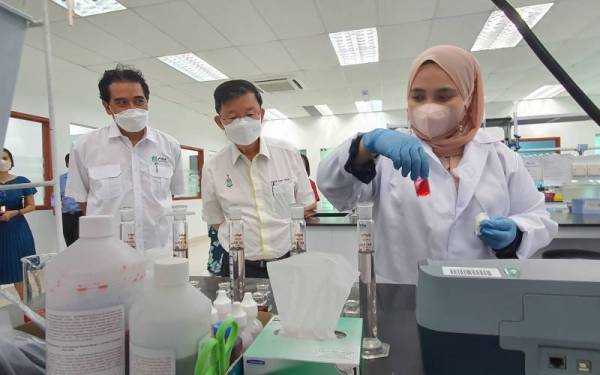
44, 215, 145, 375
214, 289, 232, 321
129, 258, 212, 375
241, 292, 263, 339
230, 302, 254, 350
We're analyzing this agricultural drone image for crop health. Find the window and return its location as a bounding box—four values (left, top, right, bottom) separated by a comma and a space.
4, 112, 52, 209
174, 145, 203, 200
519, 137, 561, 156
595, 134, 600, 155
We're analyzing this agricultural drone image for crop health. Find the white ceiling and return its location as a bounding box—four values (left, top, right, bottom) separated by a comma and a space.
11, 0, 600, 118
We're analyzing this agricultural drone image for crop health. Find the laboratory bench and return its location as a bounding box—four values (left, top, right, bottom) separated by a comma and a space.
190, 276, 424, 375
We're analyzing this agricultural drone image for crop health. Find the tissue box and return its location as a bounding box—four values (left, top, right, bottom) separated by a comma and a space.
244, 316, 363, 375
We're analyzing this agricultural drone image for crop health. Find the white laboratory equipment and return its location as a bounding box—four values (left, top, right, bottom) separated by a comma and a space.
172, 205, 189, 258
357, 202, 390, 359
228, 206, 245, 302
290, 203, 306, 256
129, 258, 212, 375
120, 206, 136, 249
44, 215, 145, 375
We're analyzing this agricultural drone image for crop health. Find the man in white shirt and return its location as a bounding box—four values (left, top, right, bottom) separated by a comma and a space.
67, 65, 184, 251
202, 80, 316, 278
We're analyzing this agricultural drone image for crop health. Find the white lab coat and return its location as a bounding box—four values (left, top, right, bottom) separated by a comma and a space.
317, 130, 558, 284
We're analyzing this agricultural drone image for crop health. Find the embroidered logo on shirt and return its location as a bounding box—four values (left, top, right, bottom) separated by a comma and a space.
151, 155, 168, 164
225, 175, 233, 188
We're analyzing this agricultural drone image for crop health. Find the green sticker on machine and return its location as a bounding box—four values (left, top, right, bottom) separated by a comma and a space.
504, 267, 521, 278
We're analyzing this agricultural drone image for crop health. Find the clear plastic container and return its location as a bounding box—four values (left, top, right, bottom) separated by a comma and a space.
172, 205, 188, 258
44, 215, 145, 375
228, 206, 245, 302
129, 258, 212, 375
120, 207, 136, 249
290, 204, 306, 256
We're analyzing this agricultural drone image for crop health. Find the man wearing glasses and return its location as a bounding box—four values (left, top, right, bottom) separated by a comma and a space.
201, 80, 316, 278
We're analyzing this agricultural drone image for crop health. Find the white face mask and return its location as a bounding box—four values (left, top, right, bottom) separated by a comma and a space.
223, 116, 262, 146
0, 159, 11, 172
113, 108, 148, 133
409, 103, 465, 139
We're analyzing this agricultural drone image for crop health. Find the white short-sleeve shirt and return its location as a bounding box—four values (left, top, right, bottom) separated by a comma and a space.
66, 122, 184, 251
201, 137, 315, 260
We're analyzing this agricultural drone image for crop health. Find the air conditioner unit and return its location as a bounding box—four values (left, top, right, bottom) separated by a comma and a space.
253, 78, 303, 93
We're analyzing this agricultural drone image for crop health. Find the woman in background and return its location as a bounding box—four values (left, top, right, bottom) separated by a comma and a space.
0, 148, 37, 299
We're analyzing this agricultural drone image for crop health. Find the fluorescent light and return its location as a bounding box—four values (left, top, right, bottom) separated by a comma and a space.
471, 3, 553, 51
314, 105, 334, 116
329, 27, 379, 66
157, 53, 228, 82
523, 84, 566, 100
264, 109, 287, 121
355, 100, 383, 113
51, 0, 126, 17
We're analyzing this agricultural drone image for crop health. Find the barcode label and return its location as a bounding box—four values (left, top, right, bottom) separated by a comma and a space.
442, 267, 502, 278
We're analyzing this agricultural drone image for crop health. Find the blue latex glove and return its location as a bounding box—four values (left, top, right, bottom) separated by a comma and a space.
478, 216, 517, 250
362, 129, 429, 180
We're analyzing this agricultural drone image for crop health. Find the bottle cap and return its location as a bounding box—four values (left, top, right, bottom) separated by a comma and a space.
120, 207, 134, 221
357, 202, 373, 219
79, 215, 114, 238
154, 258, 188, 287
214, 290, 232, 320
229, 206, 242, 220
172, 205, 187, 220
241, 292, 258, 318
290, 204, 304, 220
231, 302, 247, 329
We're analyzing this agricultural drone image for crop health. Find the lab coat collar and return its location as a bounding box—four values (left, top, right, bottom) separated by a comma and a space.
108, 122, 157, 143
230, 137, 270, 165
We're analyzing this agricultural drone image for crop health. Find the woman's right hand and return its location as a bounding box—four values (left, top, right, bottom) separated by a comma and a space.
361, 128, 429, 181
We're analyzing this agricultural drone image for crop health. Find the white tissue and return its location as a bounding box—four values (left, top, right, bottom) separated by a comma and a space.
267, 252, 358, 340
475, 212, 489, 236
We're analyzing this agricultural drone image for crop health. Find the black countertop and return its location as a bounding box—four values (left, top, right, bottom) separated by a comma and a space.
307, 211, 600, 227
190, 276, 423, 375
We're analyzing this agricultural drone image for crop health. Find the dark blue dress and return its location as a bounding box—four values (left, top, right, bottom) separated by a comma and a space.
0, 176, 37, 284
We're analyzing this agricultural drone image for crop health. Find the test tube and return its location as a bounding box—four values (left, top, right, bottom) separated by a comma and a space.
119, 207, 136, 249
229, 206, 245, 302
290, 203, 306, 256
357, 202, 390, 359
172, 205, 189, 258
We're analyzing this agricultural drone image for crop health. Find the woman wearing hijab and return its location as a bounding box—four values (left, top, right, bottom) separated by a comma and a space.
317, 45, 557, 284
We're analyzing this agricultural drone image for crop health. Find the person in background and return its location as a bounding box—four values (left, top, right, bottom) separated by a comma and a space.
201, 80, 316, 278
0, 148, 37, 299
66, 64, 184, 251
317, 45, 557, 284
301, 153, 320, 204
55, 154, 82, 246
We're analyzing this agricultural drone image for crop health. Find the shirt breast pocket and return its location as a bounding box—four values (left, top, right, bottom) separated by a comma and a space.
272, 179, 295, 219
149, 164, 173, 200
89, 164, 122, 200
